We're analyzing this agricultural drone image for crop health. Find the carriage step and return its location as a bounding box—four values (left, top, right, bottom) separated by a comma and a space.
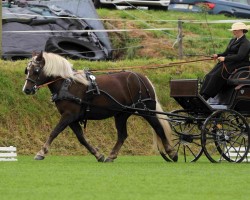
0, 146, 17, 161
227, 147, 250, 162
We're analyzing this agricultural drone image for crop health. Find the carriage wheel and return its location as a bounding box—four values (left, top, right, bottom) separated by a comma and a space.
201, 109, 250, 163
170, 110, 203, 162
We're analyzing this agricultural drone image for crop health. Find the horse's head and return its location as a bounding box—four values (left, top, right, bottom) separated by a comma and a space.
23, 51, 46, 95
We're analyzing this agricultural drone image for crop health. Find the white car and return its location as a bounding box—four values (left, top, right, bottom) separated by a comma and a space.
92, 0, 170, 9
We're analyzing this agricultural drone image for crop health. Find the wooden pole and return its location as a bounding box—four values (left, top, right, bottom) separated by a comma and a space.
178, 19, 183, 60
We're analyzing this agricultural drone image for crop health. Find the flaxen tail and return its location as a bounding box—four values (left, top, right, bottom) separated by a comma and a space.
145, 77, 173, 154
153, 100, 174, 154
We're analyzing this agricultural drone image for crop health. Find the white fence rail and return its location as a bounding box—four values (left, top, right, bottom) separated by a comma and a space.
228, 147, 250, 162
0, 146, 17, 161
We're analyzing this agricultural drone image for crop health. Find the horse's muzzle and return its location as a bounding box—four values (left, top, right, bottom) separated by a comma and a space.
23, 86, 37, 95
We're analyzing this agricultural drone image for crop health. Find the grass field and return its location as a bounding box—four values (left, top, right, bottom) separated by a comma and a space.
1, 156, 250, 200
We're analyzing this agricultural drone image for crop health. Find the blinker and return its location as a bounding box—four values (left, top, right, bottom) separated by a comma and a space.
34, 67, 41, 75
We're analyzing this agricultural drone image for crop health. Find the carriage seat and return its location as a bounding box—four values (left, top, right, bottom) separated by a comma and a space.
227, 66, 250, 88
208, 66, 250, 109
227, 79, 250, 86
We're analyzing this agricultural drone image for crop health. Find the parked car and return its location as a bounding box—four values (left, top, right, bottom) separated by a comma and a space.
92, 0, 170, 9
169, 0, 201, 12
169, 0, 250, 18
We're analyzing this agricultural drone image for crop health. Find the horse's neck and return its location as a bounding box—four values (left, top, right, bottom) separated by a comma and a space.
47, 78, 65, 94
48, 77, 88, 96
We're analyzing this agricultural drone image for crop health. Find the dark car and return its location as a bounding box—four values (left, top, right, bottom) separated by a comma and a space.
169, 0, 250, 18
92, 0, 170, 9
169, 0, 201, 12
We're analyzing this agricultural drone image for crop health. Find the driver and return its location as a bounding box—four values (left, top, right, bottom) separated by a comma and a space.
200, 22, 250, 100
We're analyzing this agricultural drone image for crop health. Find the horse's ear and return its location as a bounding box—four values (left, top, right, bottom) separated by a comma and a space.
32, 51, 37, 57
36, 51, 43, 61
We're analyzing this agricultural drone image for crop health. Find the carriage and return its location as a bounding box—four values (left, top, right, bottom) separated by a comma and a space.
168, 66, 250, 163
23, 52, 250, 163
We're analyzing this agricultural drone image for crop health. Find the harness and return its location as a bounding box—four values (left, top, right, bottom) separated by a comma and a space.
51, 71, 101, 102
51, 78, 82, 104
51, 71, 155, 129
85, 70, 100, 95
51, 72, 100, 129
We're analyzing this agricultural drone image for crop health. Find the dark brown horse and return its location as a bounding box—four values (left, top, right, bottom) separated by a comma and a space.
22, 51, 177, 162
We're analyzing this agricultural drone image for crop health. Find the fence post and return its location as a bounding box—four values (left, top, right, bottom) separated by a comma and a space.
178, 19, 183, 60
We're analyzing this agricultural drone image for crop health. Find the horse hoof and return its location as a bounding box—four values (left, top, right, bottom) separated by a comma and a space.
104, 157, 114, 163
34, 155, 45, 160
171, 153, 178, 162
97, 154, 105, 162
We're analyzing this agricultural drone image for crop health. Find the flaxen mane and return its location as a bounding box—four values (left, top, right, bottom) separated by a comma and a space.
42, 52, 89, 85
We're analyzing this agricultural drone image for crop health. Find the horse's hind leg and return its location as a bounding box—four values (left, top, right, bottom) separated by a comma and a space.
142, 115, 178, 162
69, 121, 105, 162
105, 113, 131, 162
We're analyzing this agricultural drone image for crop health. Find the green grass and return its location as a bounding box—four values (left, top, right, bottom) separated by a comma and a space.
1, 156, 250, 200
97, 9, 236, 59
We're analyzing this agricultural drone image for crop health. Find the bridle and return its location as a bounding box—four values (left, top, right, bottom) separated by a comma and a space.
25, 57, 47, 93
25, 57, 64, 92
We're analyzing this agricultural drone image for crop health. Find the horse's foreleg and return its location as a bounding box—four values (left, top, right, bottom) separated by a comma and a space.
69, 122, 105, 162
105, 113, 131, 162
35, 113, 76, 160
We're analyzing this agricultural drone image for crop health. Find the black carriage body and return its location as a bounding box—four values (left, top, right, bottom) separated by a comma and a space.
170, 67, 250, 115
170, 79, 212, 114
169, 66, 250, 163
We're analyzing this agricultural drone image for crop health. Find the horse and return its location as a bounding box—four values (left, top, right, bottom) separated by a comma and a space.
22, 51, 178, 162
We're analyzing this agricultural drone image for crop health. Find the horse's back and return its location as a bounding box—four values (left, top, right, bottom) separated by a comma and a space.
95, 71, 156, 105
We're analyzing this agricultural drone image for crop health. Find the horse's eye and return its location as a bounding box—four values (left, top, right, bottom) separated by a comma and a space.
33, 67, 41, 75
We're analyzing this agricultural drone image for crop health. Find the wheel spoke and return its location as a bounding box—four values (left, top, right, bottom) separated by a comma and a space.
169, 110, 203, 162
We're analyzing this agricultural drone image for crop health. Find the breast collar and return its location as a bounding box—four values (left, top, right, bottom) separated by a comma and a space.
51, 71, 100, 104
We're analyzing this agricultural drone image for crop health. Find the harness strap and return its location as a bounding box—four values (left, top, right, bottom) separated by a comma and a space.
51, 76, 100, 130
51, 78, 82, 104
85, 71, 100, 95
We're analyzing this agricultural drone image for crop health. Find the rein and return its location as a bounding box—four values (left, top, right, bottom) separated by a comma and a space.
221, 62, 232, 80
36, 77, 64, 89
36, 72, 84, 89
34, 58, 214, 89
89, 57, 214, 72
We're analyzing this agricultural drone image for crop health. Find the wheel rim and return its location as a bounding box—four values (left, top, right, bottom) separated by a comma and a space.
202, 110, 250, 163
171, 110, 203, 162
